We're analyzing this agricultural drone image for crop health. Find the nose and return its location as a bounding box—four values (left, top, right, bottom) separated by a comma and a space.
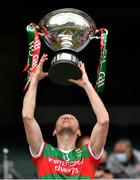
64, 116, 70, 120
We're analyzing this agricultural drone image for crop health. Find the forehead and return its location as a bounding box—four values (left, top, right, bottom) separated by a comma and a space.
114, 143, 128, 152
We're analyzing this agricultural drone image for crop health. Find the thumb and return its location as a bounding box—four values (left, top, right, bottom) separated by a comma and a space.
68, 79, 78, 84
42, 72, 49, 78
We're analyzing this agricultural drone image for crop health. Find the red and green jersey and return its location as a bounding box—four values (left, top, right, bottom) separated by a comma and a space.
30, 142, 102, 179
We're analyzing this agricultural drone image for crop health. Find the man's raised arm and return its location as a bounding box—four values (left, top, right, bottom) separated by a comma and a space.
69, 61, 109, 158
22, 54, 48, 155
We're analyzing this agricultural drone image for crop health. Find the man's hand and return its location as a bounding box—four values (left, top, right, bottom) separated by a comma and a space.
33, 54, 48, 81
68, 61, 90, 88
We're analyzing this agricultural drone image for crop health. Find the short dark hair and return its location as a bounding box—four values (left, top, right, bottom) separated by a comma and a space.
115, 138, 132, 148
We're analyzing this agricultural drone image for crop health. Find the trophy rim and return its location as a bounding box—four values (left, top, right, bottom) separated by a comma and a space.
40, 8, 97, 29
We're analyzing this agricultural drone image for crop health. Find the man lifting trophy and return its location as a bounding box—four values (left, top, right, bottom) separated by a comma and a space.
23, 8, 108, 93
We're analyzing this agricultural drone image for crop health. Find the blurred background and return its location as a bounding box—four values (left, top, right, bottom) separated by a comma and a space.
0, 0, 140, 178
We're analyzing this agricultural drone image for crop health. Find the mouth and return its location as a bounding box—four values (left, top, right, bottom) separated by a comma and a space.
63, 120, 70, 125
63, 120, 69, 123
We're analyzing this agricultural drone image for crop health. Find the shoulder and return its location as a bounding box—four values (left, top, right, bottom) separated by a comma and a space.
133, 149, 140, 162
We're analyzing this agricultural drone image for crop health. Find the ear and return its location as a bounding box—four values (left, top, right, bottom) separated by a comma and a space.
77, 129, 81, 137
53, 129, 56, 136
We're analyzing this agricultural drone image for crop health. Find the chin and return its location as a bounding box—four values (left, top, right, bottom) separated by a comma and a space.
59, 127, 74, 135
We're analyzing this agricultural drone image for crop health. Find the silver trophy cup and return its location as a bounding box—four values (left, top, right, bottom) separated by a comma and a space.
39, 8, 98, 85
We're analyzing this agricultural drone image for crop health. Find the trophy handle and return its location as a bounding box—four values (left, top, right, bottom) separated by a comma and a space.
89, 28, 108, 40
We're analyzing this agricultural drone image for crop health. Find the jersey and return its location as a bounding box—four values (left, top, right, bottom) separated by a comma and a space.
30, 142, 102, 179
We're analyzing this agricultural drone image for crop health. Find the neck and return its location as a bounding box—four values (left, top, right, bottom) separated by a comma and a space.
57, 133, 77, 151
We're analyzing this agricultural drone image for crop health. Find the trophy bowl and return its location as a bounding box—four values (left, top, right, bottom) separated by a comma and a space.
39, 8, 97, 85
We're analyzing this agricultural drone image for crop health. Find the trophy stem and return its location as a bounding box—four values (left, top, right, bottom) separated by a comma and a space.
59, 34, 73, 49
